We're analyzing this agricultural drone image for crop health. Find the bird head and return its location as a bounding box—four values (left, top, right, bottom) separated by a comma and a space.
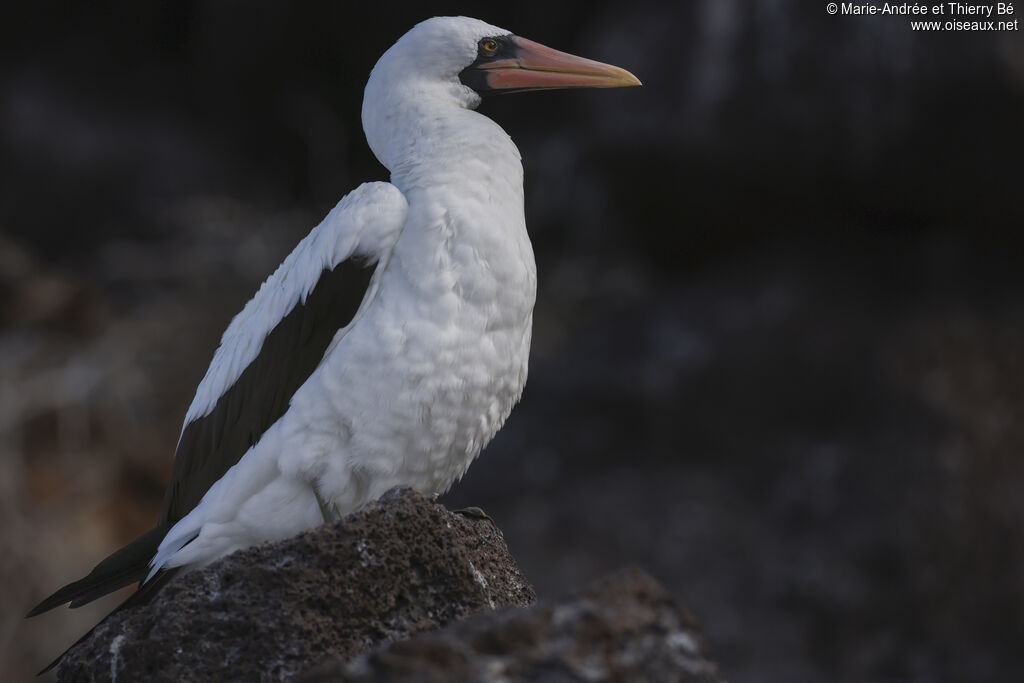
362, 17, 639, 170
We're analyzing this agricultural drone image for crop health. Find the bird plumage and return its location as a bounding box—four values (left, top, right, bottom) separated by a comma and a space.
28, 15, 639, 672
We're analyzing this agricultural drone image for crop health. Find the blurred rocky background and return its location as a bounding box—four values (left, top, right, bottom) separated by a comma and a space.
3, 1, 1022, 681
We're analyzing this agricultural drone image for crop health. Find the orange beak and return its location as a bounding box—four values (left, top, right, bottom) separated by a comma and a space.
460, 36, 641, 94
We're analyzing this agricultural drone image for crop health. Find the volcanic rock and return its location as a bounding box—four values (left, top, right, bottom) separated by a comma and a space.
304, 567, 724, 683
58, 487, 535, 682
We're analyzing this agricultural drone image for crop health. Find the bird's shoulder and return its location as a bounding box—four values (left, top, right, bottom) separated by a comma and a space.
332, 181, 409, 258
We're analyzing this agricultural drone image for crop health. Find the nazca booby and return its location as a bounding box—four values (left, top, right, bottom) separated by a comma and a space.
28, 14, 639, 650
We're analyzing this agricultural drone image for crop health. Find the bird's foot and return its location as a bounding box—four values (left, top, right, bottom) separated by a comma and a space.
427, 492, 493, 525
453, 506, 495, 525
314, 487, 342, 523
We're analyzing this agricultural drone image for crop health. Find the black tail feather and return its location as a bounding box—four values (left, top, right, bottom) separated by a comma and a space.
26, 526, 165, 617
37, 567, 181, 675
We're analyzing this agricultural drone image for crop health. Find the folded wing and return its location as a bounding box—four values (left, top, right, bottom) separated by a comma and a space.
27, 181, 408, 619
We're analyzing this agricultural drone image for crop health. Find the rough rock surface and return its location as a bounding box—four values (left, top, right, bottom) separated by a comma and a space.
302, 567, 724, 683
58, 487, 536, 682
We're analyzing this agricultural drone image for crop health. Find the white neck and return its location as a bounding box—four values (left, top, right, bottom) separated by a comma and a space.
360, 34, 532, 308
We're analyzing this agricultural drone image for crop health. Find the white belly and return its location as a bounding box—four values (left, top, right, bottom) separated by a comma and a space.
282, 271, 534, 504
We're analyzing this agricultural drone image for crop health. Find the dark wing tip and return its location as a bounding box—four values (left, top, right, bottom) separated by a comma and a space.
27, 526, 166, 617
26, 581, 82, 617
37, 655, 61, 676
33, 566, 182, 676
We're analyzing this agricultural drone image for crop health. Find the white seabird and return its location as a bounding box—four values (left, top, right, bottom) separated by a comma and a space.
29, 14, 639, 662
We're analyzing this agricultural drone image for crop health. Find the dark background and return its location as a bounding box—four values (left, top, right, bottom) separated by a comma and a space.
4, 2, 1023, 681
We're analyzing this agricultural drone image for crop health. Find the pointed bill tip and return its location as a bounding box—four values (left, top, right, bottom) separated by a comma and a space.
597, 64, 642, 88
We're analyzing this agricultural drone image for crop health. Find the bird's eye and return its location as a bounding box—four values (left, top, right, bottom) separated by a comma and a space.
481, 39, 498, 55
